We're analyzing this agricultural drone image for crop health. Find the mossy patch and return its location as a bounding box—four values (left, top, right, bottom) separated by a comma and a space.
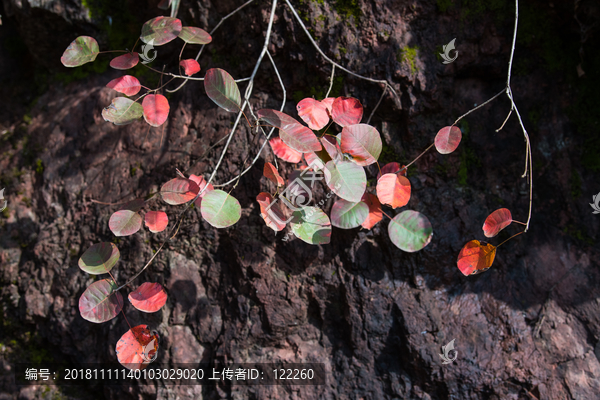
397, 46, 419, 75
333, 0, 362, 23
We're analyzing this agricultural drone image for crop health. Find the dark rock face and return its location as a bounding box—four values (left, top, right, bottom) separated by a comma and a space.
1, 0, 599, 399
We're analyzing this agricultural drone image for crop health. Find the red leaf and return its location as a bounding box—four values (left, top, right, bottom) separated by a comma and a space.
106, 75, 141, 96
376, 162, 407, 180
340, 124, 382, 166
144, 211, 168, 233
457, 240, 497, 276
160, 178, 200, 205
256, 192, 287, 231
321, 97, 335, 114
257, 109, 321, 153
189, 174, 213, 208
376, 174, 411, 208
269, 137, 302, 163
331, 97, 363, 127
321, 136, 342, 161
179, 59, 201, 76
109, 210, 142, 236
116, 325, 159, 370
296, 98, 330, 130
263, 162, 285, 186
434, 126, 462, 154
128, 282, 167, 312
110, 53, 139, 70
361, 193, 383, 229
142, 94, 170, 127
482, 208, 513, 238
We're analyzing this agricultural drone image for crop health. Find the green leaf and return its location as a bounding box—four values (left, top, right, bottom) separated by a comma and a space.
330, 199, 369, 229
204, 68, 241, 112
388, 210, 433, 252
324, 160, 367, 203
140, 16, 182, 46
178, 27, 212, 44
290, 206, 332, 245
200, 190, 241, 228
61, 36, 99, 67
102, 97, 143, 125
79, 279, 123, 323
78, 242, 120, 275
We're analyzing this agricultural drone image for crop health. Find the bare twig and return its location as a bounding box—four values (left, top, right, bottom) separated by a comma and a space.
325, 65, 336, 98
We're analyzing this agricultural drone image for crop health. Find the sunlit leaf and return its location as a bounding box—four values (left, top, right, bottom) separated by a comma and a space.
434, 126, 462, 154
257, 192, 287, 232
200, 190, 241, 228
61, 36, 99, 67
178, 26, 212, 44
321, 97, 335, 113
257, 109, 321, 153
331, 97, 363, 127
109, 210, 142, 236
340, 124, 382, 166
144, 211, 168, 233
102, 97, 144, 125
110, 53, 139, 70
263, 162, 284, 186
269, 137, 302, 163
388, 210, 433, 252
325, 160, 367, 203
457, 240, 497, 276
330, 199, 369, 229
140, 16, 182, 45
376, 162, 406, 180
360, 193, 383, 229
78, 242, 120, 275
189, 174, 213, 208
321, 136, 341, 161
204, 68, 241, 112
290, 206, 332, 244
161, 178, 200, 205
180, 59, 200, 76
482, 208, 513, 238
376, 174, 411, 208
142, 94, 169, 127
116, 325, 159, 370
296, 98, 330, 130
128, 282, 167, 312
106, 75, 141, 96
79, 279, 123, 323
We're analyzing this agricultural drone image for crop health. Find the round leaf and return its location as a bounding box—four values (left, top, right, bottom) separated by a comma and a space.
109, 210, 142, 236
331, 97, 363, 127
263, 162, 284, 186
204, 68, 241, 112
482, 208, 513, 238
109, 53, 139, 70
361, 193, 383, 229
178, 26, 212, 44
257, 109, 321, 153
142, 94, 170, 127
290, 206, 332, 245
340, 124, 382, 166
269, 137, 302, 163
376, 162, 406, 180
388, 210, 433, 252
200, 190, 241, 228
116, 325, 160, 370
61, 36, 99, 67
79, 279, 123, 323
325, 160, 367, 203
128, 282, 167, 312
376, 174, 411, 209
180, 59, 201, 76
434, 126, 462, 154
330, 199, 369, 229
102, 97, 144, 125
257, 192, 287, 232
140, 16, 182, 46
78, 242, 120, 275
189, 175, 213, 208
160, 178, 200, 205
457, 240, 497, 276
106, 75, 141, 96
296, 98, 330, 130
144, 211, 169, 233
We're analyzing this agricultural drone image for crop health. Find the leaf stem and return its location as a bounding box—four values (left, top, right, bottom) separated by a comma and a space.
496, 230, 524, 248
402, 143, 434, 171
512, 220, 527, 226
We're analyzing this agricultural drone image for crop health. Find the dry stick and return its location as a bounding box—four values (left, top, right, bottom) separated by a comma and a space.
495, 231, 524, 248
452, 89, 505, 126
366, 85, 388, 125
116, 242, 166, 292
401, 143, 435, 172
325, 65, 336, 98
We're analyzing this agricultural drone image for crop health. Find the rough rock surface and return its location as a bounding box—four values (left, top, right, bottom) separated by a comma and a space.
1, 0, 599, 399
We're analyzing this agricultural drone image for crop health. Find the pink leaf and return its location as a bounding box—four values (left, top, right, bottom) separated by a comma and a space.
257, 109, 321, 153
106, 75, 141, 96
331, 97, 363, 127
128, 282, 167, 312
321, 136, 342, 161
340, 123, 382, 166
179, 59, 201, 76
263, 162, 285, 186
376, 174, 411, 209
434, 126, 462, 154
144, 211, 168, 233
321, 97, 335, 114
142, 94, 170, 127
110, 53, 139, 70
376, 162, 407, 180
256, 192, 287, 231
296, 98, 330, 130
269, 137, 302, 163
116, 325, 159, 370
482, 208, 513, 238
189, 174, 213, 208
160, 178, 200, 205
109, 210, 142, 236
361, 193, 383, 229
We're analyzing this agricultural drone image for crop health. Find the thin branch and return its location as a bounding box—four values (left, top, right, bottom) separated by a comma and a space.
116, 242, 165, 291
452, 89, 505, 126
496, 107, 513, 132
325, 65, 336, 98
366, 85, 387, 125
402, 143, 434, 171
